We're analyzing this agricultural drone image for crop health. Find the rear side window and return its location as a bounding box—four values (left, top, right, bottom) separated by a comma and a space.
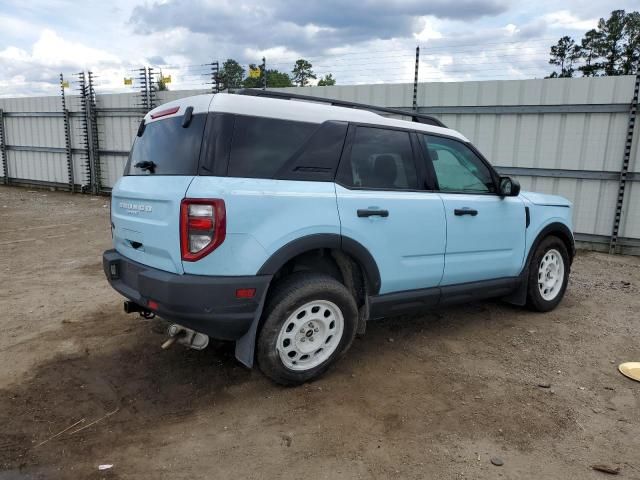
227, 116, 318, 178
126, 114, 206, 176
338, 126, 418, 190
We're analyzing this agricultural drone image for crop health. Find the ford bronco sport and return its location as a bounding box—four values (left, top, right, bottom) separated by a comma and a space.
103, 90, 574, 385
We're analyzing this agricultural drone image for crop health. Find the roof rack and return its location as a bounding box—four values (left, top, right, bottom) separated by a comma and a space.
235, 89, 447, 128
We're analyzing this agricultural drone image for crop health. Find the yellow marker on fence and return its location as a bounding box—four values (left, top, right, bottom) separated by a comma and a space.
61, 81, 69, 89
124, 77, 133, 86
161, 75, 172, 84
249, 67, 260, 78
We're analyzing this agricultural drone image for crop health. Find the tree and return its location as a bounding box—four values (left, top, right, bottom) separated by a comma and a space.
291, 59, 316, 86
622, 11, 640, 74
266, 70, 294, 87
155, 68, 169, 91
156, 77, 169, 91
596, 9, 627, 75
242, 64, 263, 88
548, 36, 581, 77
547, 9, 640, 77
317, 74, 336, 86
578, 29, 602, 77
219, 59, 245, 90
243, 66, 293, 88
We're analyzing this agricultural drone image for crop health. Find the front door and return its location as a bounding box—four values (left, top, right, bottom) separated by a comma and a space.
419, 134, 526, 285
335, 125, 446, 294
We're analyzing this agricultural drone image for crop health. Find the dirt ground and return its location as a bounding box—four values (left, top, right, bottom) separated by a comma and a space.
0, 185, 639, 480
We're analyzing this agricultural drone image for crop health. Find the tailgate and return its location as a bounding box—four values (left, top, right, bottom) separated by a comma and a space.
112, 176, 194, 274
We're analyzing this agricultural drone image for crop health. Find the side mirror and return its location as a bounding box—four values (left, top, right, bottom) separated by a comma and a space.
499, 176, 520, 197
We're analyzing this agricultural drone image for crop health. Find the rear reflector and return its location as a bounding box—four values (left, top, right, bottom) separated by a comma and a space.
150, 106, 179, 119
235, 288, 256, 299
148, 300, 159, 310
180, 198, 226, 261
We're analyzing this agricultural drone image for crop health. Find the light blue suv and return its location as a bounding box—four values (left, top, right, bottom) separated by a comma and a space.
103, 90, 574, 385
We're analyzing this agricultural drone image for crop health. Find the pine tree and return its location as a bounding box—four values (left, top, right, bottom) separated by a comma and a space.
549, 36, 581, 77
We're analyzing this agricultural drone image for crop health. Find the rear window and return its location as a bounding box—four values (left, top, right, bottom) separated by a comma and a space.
227, 116, 318, 178
125, 113, 206, 175
337, 126, 418, 190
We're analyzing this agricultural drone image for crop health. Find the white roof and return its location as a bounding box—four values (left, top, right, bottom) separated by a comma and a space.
146, 92, 468, 141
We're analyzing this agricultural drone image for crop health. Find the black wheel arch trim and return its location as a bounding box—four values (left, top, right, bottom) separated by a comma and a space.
256, 233, 382, 295
526, 222, 575, 269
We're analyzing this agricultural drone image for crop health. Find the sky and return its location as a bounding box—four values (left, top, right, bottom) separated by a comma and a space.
0, 0, 636, 97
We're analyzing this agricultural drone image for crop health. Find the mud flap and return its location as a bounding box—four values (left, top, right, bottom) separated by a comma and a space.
502, 268, 528, 306
357, 297, 369, 337
234, 284, 270, 368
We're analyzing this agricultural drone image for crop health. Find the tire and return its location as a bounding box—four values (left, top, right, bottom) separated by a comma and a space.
526, 235, 570, 312
256, 272, 358, 386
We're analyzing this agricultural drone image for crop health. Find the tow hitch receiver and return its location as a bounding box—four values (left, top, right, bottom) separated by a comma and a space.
123, 300, 153, 318
161, 324, 209, 351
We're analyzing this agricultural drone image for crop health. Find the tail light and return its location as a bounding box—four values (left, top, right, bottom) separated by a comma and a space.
180, 199, 226, 261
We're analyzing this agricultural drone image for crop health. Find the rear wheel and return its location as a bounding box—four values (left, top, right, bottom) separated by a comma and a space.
526, 236, 570, 312
257, 272, 358, 386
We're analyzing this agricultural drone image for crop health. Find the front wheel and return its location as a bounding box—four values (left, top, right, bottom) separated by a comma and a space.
256, 272, 358, 386
526, 236, 570, 312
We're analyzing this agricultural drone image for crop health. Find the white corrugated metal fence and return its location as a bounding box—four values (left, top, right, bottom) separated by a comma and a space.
0, 77, 638, 254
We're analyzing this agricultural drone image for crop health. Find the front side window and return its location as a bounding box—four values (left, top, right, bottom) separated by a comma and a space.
422, 135, 495, 193
339, 126, 418, 190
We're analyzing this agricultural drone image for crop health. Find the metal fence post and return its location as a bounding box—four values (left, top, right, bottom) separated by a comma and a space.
138, 67, 149, 110
87, 71, 101, 193
609, 72, 640, 254
0, 108, 8, 185
76, 72, 93, 193
262, 57, 267, 90
60, 73, 74, 192
412, 46, 420, 112
148, 67, 156, 110
211, 62, 220, 93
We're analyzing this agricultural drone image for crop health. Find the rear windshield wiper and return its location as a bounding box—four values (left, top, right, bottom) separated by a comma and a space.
134, 160, 156, 173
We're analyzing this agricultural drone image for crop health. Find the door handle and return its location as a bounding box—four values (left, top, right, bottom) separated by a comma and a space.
357, 209, 389, 218
454, 208, 478, 216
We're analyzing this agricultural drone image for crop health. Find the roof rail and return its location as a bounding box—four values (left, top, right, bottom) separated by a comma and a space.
235, 89, 447, 128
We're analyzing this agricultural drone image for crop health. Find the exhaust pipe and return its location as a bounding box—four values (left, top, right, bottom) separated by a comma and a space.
162, 324, 209, 351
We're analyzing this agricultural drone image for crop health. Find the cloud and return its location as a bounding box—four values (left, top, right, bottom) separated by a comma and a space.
130, 0, 509, 59
543, 10, 598, 31
0, 29, 125, 96
2, 0, 633, 96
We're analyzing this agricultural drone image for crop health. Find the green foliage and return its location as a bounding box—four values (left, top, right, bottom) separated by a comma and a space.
291, 59, 317, 86
597, 9, 628, 75
317, 73, 336, 86
622, 11, 640, 75
156, 69, 169, 91
243, 65, 293, 88
578, 29, 601, 77
548, 36, 581, 77
215, 57, 335, 89
549, 9, 640, 77
219, 59, 245, 90
156, 79, 169, 91
266, 70, 294, 87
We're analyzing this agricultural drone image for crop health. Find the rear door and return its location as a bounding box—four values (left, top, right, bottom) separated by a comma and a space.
335, 125, 446, 295
111, 108, 207, 274
419, 134, 525, 285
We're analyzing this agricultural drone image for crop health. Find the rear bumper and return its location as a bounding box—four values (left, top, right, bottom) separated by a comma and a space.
103, 249, 271, 340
